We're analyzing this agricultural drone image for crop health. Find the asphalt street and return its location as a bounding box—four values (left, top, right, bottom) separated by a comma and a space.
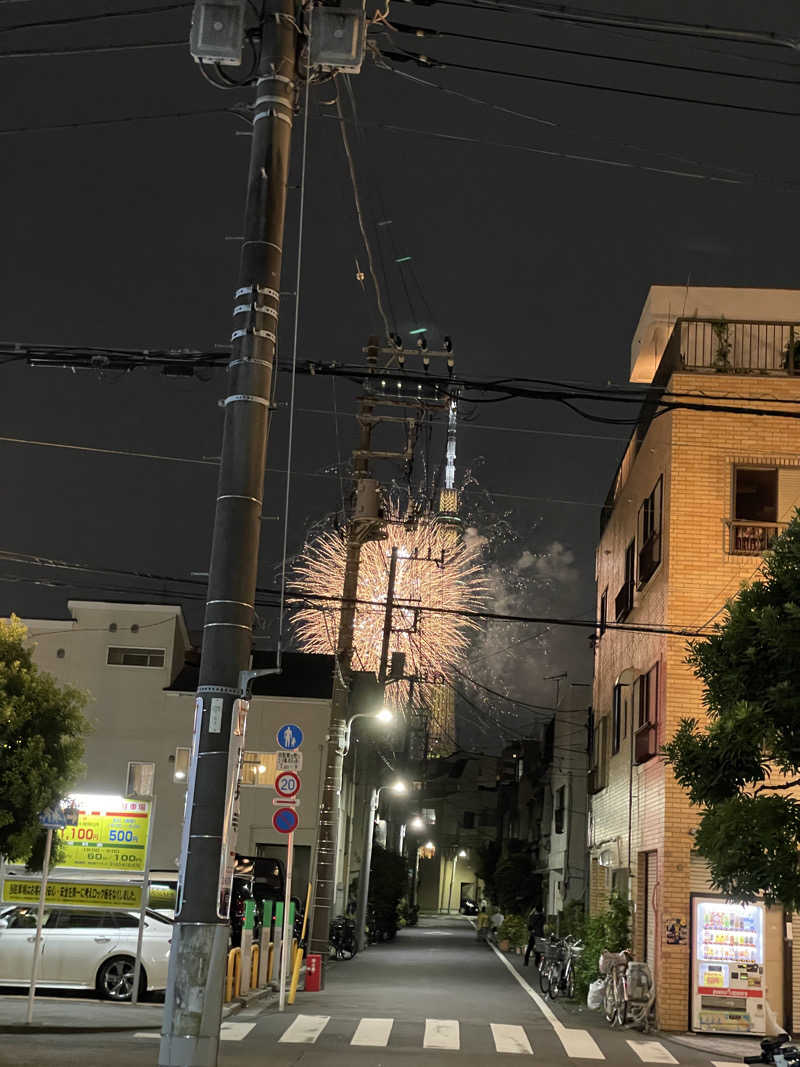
0, 916, 760, 1066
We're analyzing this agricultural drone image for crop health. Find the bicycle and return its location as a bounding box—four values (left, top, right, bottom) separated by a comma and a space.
329, 915, 358, 960
548, 936, 583, 1000
538, 935, 564, 997
600, 948, 632, 1026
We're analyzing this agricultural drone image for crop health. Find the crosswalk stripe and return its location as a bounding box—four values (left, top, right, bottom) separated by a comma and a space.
490, 1023, 533, 1054
278, 1014, 330, 1044
351, 1017, 394, 1047
626, 1039, 679, 1063
424, 1018, 460, 1050
711, 1063, 751, 1067
220, 1022, 256, 1041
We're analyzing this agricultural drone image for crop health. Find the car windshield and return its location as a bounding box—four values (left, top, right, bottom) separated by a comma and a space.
144, 908, 174, 926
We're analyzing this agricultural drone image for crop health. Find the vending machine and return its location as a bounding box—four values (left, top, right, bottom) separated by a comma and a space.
691, 896, 766, 1035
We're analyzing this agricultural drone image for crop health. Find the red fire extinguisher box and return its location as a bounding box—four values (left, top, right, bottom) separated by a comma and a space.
304, 953, 322, 992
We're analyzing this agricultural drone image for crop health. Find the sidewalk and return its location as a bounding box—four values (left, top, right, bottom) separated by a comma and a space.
0, 985, 276, 1034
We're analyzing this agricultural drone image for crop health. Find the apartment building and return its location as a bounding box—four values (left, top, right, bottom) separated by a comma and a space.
590, 286, 800, 1033
14, 601, 334, 890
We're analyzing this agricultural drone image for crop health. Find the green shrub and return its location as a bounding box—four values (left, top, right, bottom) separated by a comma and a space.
497, 913, 528, 949
573, 891, 631, 1001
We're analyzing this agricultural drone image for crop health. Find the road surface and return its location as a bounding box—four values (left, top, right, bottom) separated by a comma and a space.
0, 915, 755, 1066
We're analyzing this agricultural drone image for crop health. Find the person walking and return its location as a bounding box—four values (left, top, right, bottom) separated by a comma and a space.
476, 906, 489, 941
524, 904, 545, 967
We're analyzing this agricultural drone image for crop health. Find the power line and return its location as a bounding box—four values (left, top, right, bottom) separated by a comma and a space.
0, 38, 184, 58
383, 49, 800, 118
405, 0, 800, 53
385, 21, 800, 87
0, 1, 192, 33
0, 105, 238, 136
324, 112, 798, 193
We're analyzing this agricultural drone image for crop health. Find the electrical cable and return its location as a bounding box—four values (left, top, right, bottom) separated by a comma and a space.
403, 0, 800, 53
0, 105, 241, 136
0, 1, 192, 33
335, 79, 393, 343
384, 21, 800, 87
383, 48, 800, 118
373, 49, 780, 185
322, 112, 799, 194
0, 39, 185, 58
277, 62, 312, 659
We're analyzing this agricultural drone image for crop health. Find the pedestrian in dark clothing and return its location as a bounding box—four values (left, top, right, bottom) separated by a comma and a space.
523, 905, 545, 967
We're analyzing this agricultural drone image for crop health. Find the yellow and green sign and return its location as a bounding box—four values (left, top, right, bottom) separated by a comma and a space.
2, 880, 142, 909
56, 794, 152, 872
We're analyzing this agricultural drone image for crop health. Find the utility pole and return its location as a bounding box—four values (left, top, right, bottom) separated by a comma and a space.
160, 3, 299, 1064
308, 386, 384, 972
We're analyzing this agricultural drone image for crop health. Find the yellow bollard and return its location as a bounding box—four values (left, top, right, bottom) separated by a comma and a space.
225, 947, 242, 1002
267, 942, 274, 982
287, 944, 303, 1005
250, 944, 260, 989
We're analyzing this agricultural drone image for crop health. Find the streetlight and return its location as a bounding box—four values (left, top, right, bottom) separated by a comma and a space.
354, 779, 408, 950
341, 707, 394, 756
409, 816, 425, 832
446, 848, 468, 914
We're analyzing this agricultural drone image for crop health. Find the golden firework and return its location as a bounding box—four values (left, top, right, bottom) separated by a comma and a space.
290, 505, 486, 710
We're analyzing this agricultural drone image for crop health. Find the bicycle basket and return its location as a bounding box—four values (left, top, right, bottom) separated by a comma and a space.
598, 950, 626, 974
544, 942, 565, 961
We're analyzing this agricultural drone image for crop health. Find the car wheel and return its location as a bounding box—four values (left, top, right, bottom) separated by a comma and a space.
96, 956, 145, 1001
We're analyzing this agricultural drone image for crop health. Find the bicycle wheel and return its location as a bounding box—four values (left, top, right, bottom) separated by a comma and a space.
565, 965, 575, 1000
548, 961, 562, 1000
615, 974, 628, 1027
603, 976, 616, 1024
538, 959, 551, 996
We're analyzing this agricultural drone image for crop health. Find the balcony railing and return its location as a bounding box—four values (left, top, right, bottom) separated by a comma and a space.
637, 533, 661, 587
634, 722, 657, 765
725, 519, 788, 556
678, 319, 800, 375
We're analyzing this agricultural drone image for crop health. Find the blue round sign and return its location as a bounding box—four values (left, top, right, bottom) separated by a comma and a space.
277, 723, 303, 751
273, 807, 299, 834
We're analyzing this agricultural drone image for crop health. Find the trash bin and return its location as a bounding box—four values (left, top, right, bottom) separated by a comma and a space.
304, 953, 322, 992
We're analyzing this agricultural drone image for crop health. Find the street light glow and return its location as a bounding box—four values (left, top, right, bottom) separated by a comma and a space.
458, 849, 467, 858
425, 841, 435, 850
375, 708, 394, 723
390, 779, 408, 794
410, 816, 424, 830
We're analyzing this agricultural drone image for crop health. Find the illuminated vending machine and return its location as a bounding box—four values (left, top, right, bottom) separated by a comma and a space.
692, 897, 766, 1035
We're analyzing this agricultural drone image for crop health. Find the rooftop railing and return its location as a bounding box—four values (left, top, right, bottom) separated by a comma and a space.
677, 318, 800, 375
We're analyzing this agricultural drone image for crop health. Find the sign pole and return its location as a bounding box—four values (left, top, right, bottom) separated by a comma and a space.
132, 794, 155, 1005
25, 826, 53, 1025
278, 829, 294, 1012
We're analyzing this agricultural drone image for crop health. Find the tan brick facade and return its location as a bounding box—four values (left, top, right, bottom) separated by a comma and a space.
591, 315, 800, 1032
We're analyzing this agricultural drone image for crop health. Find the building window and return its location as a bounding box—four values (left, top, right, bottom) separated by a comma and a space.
635, 663, 659, 764
588, 715, 608, 794
554, 786, 566, 834
637, 476, 662, 586
421, 807, 436, 824
599, 588, 608, 636
107, 647, 165, 668
611, 684, 623, 755
240, 751, 278, 786
615, 541, 635, 621
729, 466, 783, 555
462, 811, 475, 829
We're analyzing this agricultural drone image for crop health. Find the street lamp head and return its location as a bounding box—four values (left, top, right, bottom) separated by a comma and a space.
425, 841, 435, 850
375, 707, 394, 724
390, 779, 408, 795
410, 816, 424, 831
458, 849, 467, 858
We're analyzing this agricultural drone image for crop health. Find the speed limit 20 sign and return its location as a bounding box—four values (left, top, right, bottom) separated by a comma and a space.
274, 770, 300, 799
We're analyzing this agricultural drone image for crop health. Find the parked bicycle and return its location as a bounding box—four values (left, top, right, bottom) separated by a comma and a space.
546, 936, 583, 1000
537, 935, 564, 997
599, 948, 654, 1031
743, 1033, 800, 1065
329, 915, 358, 960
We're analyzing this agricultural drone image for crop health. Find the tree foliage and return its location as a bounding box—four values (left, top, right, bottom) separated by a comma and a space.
571, 892, 631, 1000
0, 616, 89, 868
663, 513, 800, 908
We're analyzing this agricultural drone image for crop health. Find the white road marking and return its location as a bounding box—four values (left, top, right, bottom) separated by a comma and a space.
487, 939, 605, 1059
220, 1022, 256, 1041
351, 1017, 394, 1047
626, 1040, 679, 1063
491, 1023, 533, 1054
134, 1024, 255, 1043
278, 1014, 330, 1043
711, 1063, 751, 1067
424, 1018, 460, 1050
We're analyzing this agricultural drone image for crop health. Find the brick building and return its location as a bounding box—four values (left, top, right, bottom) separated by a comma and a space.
589, 286, 800, 1033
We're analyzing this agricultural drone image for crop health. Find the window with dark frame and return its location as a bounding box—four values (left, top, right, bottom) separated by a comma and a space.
637, 476, 663, 586
599, 588, 608, 635
615, 541, 636, 621
611, 683, 622, 755
635, 662, 659, 764
554, 786, 566, 834
462, 811, 475, 829
107, 647, 165, 668
730, 466, 781, 555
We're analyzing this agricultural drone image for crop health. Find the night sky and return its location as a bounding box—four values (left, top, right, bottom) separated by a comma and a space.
1, 0, 798, 732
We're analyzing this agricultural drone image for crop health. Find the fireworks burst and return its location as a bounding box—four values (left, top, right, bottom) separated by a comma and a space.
290, 503, 487, 708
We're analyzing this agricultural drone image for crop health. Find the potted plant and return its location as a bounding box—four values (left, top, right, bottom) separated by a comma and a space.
497, 914, 527, 954
783, 334, 800, 372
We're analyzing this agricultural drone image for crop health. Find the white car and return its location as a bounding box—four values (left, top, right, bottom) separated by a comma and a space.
0, 905, 172, 1000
